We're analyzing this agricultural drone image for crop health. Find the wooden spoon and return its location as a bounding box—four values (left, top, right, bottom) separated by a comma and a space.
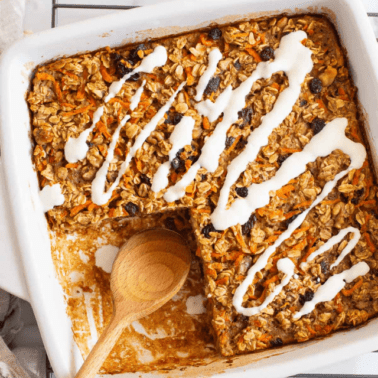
75, 228, 191, 378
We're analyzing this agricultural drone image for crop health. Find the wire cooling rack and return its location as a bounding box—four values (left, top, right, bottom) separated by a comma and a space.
48, 2, 378, 377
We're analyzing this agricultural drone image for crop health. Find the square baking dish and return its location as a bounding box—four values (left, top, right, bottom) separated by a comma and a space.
1, 0, 378, 377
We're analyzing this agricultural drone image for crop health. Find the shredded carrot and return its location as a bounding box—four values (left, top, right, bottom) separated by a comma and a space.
60, 102, 75, 109
342, 277, 363, 296
232, 32, 248, 38
353, 169, 361, 185
258, 334, 272, 343
292, 238, 308, 251
293, 226, 311, 234
235, 232, 247, 249
276, 184, 295, 199
203, 116, 211, 130
364, 232, 376, 253
98, 145, 108, 157
284, 210, 301, 220
200, 33, 213, 46
338, 87, 349, 101
245, 48, 262, 62
306, 324, 317, 335
185, 159, 192, 171
70, 200, 92, 217
185, 184, 195, 194
357, 199, 376, 208
226, 135, 241, 154
170, 172, 178, 184
250, 244, 257, 254
183, 90, 190, 107
322, 199, 340, 206
145, 106, 157, 119
293, 200, 312, 210
95, 121, 111, 139
301, 38, 307, 45
135, 159, 144, 172
263, 275, 279, 287
88, 203, 100, 212
184, 67, 195, 86
66, 163, 79, 169
265, 235, 279, 244
307, 29, 314, 36
280, 148, 302, 154
316, 99, 328, 113
62, 105, 91, 117
270, 82, 280, 91
108, 98, 130, 109
216, 276, 230, 286
300, 236, 317, 264
196, 247, 201, 257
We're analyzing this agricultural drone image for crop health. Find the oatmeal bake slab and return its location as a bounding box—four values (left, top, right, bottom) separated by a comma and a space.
28, 13, 378, 361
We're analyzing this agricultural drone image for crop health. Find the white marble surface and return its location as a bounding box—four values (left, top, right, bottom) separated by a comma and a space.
22, 0, 378, 376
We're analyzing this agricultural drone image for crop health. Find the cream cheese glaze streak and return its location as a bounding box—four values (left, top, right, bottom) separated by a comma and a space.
300, 226, 361, 271
232, 118, 366, 316
164, 31, 313, 205
194, 48, 222, 102
293, 262, 370, 320
151, 116, 195, 193
39, 183, 65, 212
64, 46, 168, 164
92, 82, 186, 205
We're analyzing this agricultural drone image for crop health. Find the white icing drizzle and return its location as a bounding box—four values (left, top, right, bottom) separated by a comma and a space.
246, 258, 295, 316
105, 46, 167, 103
301, 226, 361, 270
194, 48, 222, 102
130, 80, 146, 111
212, 118, 366, 230
64, 46, 167, 164
151, 116, 195, 193
65, 107, 104, 163
92, 82, 186, 205
39, 183, 65, 212
293, 262, 370, 320
165, 31, 313, 204
233, 119, 366, 316
91, 115, 130, 205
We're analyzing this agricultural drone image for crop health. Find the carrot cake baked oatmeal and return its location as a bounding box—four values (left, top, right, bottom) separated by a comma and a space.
28, 13, 378, 366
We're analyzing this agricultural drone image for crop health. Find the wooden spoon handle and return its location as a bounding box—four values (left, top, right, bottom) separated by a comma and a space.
75, 315, 129, 378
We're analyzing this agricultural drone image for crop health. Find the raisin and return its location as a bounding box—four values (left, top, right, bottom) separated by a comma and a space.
129, 72, 141, 81
304, 290, 314, 302
372, 269, 378, 276
236, 187, 248, 198
202, 223, 219, 239
277, 155, 288, 166
172, 113, 183, 125
309, 78, 322, 94
124, 202, 139, 216
270, 338, 283, 347
300, 100, 307, 107
171, 157, 182, 170
310, 117, 326, 135
340, 192, 349, 203
356, 188, 365, 197
236, 314, 249, 323
320, 260, 328, 274
115, 61, 132, 78
242, 214, 256, 235
111, 52, 123, 62
225, 136, 235, 149
201, 174, 207, 182
237, 138, 247, 150
204, 76, 220, 96
234, 60, 241, 70
351, 197, 359, 205
129, 44, 146, 63
208, 28, 222, 40
139, 174, 151, 186
238, 107, 253, 127
188, 155, 199, 164
164, 217, 176, 230
260, 46, 275, 61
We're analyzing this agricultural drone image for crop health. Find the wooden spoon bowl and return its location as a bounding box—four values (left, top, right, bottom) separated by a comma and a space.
75, 228, 191, 378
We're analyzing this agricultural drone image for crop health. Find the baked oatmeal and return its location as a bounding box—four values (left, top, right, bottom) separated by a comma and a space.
28, 13, 378, 364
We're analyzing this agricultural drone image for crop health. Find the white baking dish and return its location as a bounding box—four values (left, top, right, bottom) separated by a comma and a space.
1, 0, 378, 377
